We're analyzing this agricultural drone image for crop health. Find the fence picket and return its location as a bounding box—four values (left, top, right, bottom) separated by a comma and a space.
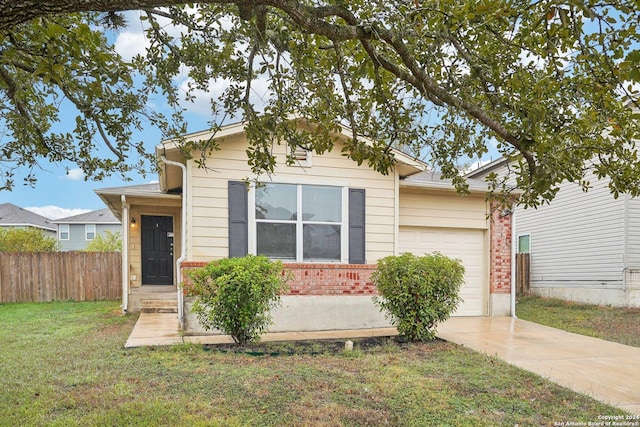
0, 252, 121, 303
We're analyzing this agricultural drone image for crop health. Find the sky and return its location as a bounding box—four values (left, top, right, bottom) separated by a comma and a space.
1, 10, 497, 220
1, 13, 215, 220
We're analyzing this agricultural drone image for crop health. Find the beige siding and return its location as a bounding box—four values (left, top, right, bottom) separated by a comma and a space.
187, 134, 397, 263
399, 189, 488, 230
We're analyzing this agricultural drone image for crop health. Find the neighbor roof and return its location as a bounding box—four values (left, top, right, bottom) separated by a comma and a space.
53, 208, 120, 225
0, 203, 57, 231
465, 157, 510, 179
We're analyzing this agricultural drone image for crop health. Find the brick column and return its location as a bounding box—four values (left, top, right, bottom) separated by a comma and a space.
489, 202, 512, 295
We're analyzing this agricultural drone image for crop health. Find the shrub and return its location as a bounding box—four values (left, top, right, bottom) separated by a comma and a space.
186, 255, 290, 346
84, 231, 122, 252
372, 252, 464, 342
0, 228, 60, 252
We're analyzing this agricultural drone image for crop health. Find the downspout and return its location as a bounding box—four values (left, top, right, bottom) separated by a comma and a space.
511, 206, 517, 318
121, 195, 129, 314
161, 155, 187, 328
623, 194, 629, 292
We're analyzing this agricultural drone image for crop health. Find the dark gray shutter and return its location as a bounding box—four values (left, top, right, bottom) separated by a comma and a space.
228, 181, 248, 258
349, 188, 366, 264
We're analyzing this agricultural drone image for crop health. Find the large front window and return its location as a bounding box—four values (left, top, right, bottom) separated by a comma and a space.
255, 183, 342, 262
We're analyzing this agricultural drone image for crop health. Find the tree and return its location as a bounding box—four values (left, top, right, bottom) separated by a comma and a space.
0, 228, 60, 252
83, 230, 122, 252
1, 1, 639, 206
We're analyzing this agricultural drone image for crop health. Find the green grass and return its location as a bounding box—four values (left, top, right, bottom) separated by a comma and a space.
516, 295, 640, 347
0, 300, 628, 426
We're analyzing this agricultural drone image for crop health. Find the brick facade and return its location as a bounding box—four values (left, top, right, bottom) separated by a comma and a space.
285, 263, 377, 295
180, 261, 377, 296
489, 202, 512, 294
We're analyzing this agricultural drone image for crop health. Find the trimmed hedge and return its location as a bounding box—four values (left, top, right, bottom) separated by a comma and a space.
372, 252, 464, 341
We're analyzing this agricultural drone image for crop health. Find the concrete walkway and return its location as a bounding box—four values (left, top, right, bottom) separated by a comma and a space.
125, 313, 640, 415
125, 312, 398, 348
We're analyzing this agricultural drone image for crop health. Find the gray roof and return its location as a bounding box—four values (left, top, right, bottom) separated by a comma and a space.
0, 203, 57, 231
402, 171, 489, 192
95, 182, 167, 196
53, 208, 120, 224
465, 157, 510, 179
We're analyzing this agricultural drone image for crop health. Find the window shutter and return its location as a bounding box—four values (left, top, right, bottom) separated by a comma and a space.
349, 188, 366, 264
228, 181, 248, 258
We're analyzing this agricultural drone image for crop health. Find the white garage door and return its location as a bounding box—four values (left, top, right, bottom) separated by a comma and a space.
398, 227, 487, 316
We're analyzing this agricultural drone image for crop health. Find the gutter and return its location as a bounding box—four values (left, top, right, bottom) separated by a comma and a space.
623, 194, 629, 292
511, 207, 517, 318
161, 155, 187, 328
121, 195, 129, 314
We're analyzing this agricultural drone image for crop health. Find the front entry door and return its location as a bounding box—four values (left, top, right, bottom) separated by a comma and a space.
141, 215, 174, 285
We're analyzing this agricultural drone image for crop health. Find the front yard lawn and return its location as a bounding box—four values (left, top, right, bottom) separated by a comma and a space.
516, 295, 640, 347
0, 301, 627, 426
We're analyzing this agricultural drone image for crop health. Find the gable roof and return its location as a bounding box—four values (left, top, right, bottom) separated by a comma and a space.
156, 120, 429, 192
0, 203, 57, 231
53, 208, 120, 225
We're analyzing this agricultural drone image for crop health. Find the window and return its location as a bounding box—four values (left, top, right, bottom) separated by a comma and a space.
59, 224, 69, 241
255, 183, 342, 262
518, 234, 530, 253
228, 181, 365, 263
85, 224, 96, 240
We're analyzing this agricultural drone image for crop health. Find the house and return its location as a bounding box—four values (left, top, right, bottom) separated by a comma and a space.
467, 158, 640, 308
52, 208, 121, 251
96, 121, 514, 334
0, 203, 57, 237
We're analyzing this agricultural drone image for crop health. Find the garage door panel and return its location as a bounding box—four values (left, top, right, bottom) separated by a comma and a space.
399, 227, 487, 316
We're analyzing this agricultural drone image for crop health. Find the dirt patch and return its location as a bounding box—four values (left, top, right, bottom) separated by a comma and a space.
202, 335, 439, 356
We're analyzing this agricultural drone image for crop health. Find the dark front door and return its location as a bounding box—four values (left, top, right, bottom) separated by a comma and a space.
141, 215, 174, 285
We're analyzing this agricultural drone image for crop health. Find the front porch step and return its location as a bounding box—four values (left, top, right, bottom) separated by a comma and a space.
140, 299, 178, 314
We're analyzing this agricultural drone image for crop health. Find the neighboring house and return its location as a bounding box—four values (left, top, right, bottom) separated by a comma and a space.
468, 158, 640, 308
0, 203, 57, 237
96, 121, 514, 333
53, 208, 121, 251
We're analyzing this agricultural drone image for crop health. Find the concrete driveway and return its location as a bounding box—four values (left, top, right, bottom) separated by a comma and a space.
438, 317, 640, 415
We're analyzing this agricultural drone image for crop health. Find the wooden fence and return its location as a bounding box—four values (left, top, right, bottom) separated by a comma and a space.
0, 252, 121, 303
516, 253, 530, 295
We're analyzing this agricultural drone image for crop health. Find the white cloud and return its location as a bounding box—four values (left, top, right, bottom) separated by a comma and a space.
114, 29, 150, 61
176, 76, 272, 119
25, 206, 91, 220
114, 10, 188, 61
64, 168, 85, 180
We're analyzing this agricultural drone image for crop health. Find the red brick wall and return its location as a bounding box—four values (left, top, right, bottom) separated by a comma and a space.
180, 261, 377, 296
490, 202, 512, 294
285, 263, 377, 295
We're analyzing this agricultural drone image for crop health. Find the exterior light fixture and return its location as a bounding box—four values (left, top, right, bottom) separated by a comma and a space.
130, 217, 137, 228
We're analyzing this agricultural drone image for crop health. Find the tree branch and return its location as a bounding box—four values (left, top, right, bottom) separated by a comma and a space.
0, 64, 51, 153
